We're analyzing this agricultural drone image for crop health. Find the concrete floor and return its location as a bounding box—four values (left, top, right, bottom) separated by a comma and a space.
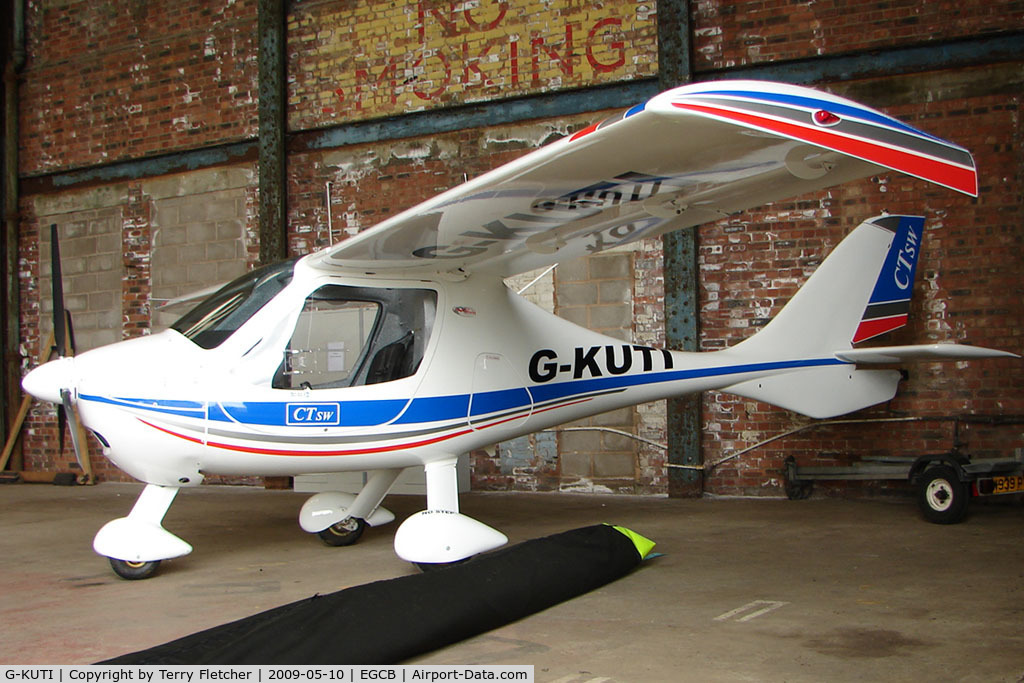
1, 482, 1022, 681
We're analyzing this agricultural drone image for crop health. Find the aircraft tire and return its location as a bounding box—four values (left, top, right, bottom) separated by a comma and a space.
317, 517, 366, 546
917, 465, 968, 524
414, 558, 471, 573
109, 558, 161, 580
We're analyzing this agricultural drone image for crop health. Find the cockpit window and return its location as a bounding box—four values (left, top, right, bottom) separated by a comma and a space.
273, 285, 437, 390
171, 260, 296, 349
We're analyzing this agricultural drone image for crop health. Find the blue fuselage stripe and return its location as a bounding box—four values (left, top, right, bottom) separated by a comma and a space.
80, 357, 846, 429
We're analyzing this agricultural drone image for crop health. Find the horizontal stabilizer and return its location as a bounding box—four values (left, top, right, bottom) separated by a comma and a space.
722, 365, 902, 419
837, 343, 1019, 364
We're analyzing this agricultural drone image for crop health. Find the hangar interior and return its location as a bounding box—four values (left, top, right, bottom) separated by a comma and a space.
1, 0, 1022, 677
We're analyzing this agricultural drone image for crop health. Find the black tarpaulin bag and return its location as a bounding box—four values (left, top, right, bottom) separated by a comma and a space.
100, 523, 654, 665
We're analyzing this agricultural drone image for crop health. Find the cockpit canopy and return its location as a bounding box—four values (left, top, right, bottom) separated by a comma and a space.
171, 260, 296, 350
273, 284, 436, 389
171, 261, 437, 388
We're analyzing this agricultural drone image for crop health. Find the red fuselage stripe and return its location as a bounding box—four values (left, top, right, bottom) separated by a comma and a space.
137, 396, 593, 457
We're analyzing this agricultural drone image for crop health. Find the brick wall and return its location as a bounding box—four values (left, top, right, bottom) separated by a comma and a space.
20, 0, 656, 175
288, 0, 657, 126
21, 0, 259, 174
692, 0, 1022, 70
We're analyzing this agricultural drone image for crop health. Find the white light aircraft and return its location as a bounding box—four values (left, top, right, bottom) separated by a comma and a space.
22, 81, 1017, 579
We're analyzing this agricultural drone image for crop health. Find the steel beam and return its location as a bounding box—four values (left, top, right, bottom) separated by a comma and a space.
658, 0, 702, 496
291, 80, 661, 152
2, 0, 26, 468
257, 0, 287, 264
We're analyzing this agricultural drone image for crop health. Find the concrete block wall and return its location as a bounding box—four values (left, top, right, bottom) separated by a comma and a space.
150, 183, 252, 329
19, 167, 257, 479
12, 0, 1024, 496
36, 210, 124, 352
554, 249, 643, 493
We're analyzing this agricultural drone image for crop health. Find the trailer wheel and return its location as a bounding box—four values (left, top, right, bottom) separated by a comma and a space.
917, 465, 968, 524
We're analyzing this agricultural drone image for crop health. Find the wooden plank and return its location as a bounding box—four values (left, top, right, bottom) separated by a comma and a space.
0, 330, 54, 471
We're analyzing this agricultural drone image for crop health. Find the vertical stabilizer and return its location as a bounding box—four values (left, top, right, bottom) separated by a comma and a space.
852, 215, 924, 342
721, 215, 925, 418
731, 214, 922, 360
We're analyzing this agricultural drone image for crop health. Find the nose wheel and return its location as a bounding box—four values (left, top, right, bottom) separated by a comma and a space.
109, 558, 161, 580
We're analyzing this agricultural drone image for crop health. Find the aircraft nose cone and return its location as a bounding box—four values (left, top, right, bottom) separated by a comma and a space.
22, 357, 76, 404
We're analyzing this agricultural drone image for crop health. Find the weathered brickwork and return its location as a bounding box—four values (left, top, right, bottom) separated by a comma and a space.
288, 0, 657, 126
21, 0, 259, 174
20, 0, 655, 175
692, 0, 1024, 70
632, 237, 669, 494
12, 1, 1023, 499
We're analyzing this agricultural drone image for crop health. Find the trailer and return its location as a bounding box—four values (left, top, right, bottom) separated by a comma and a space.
785, 447, 1024, 523
778, 415, 1024, 524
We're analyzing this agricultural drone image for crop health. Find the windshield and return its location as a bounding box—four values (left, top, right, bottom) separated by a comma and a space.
171, 260, 296, 349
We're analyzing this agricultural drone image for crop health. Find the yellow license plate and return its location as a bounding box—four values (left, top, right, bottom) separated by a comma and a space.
991, 474, 1024, 494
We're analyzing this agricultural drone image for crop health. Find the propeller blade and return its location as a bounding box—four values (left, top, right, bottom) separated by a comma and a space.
60, 388, 86, 473
57, 402, 67, 456
50, 224, 68, 357
65, 309, 76, 356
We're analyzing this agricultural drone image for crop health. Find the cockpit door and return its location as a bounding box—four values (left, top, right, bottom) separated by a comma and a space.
468, 353, 534, 431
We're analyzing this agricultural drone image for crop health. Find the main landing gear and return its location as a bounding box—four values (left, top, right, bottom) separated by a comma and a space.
300, 468, 402, 547
303, 459, 509, 572
393, 458, 507, 569
317, 517, 367, 546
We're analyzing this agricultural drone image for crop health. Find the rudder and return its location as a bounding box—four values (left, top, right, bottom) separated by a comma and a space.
730, 214, 923, 360
852, 215, 924, 343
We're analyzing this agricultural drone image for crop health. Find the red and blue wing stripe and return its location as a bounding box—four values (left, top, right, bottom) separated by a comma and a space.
666, 87, 977, 196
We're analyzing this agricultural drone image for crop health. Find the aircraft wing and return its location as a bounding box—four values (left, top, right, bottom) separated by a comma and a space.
311, 80, 977, 278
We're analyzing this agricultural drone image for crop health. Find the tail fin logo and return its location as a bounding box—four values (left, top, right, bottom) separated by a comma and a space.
893, 224, 920, 291
853, 215, 925, 343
